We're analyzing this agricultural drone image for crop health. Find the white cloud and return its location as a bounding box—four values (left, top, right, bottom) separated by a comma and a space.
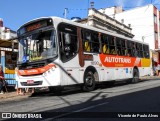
115, 0, 126, 7
114, 0, 145, 7
135, 0, 145, 6
153, 0, 160, 4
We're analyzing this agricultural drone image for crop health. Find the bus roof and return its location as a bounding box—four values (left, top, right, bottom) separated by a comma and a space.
18, 16, 149, 45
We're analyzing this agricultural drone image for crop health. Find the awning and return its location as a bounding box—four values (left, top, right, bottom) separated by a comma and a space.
0, 39, 18, 49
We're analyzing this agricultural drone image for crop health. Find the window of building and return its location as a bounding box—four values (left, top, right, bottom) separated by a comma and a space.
154, 15, 157, 24
155, 32, 158, 40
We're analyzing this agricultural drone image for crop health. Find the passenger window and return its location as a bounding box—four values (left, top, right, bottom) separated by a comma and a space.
109, 36, 116, 54
127, 41, 133, 57
143, 45, 150, 58
101, 34, 109, 54
136, 43, 143, 58
82, 29, 100, 53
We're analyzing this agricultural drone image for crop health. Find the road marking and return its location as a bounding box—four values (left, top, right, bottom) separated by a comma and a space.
52, 102, 109, 119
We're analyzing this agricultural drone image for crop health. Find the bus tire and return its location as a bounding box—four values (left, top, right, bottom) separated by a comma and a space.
132, 68, 139, 83
82, 71, 96, 92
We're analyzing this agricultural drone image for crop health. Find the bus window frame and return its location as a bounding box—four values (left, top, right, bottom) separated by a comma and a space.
58, 23, 79, 63
81, 29, 100, 54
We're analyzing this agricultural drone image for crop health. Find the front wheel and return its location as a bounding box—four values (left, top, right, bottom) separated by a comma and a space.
82, 71, 96, 92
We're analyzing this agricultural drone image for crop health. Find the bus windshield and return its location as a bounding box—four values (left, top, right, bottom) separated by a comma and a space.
18, 29, 57, 63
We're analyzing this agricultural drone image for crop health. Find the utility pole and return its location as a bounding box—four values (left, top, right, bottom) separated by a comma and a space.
64, 8, 68, 19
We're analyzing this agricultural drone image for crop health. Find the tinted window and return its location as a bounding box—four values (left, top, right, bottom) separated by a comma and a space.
58, 23, 78, 62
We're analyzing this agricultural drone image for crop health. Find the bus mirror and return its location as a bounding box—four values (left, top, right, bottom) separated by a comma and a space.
64, 33, 71, 44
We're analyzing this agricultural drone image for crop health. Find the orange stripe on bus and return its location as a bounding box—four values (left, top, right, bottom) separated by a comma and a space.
17, 64, 56, 76
99, 54, 142, 67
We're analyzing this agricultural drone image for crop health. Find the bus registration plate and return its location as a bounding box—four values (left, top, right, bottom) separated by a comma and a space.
27, 80, 34, 84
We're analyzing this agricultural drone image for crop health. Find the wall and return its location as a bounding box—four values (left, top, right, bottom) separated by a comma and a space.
99, 5, 157, 50
114, 5, 155, 50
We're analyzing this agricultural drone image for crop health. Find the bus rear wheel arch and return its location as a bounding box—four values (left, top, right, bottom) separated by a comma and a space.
132, 67, 139, 83
82, 66, 99, 92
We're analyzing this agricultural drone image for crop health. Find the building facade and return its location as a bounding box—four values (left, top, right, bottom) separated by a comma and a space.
0, 18, 17, 40
99, 4, 160, 51
78, 8, 134, 38
0, 18, 17, 85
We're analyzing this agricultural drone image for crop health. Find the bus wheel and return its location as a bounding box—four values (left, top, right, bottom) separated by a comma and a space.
132, 69, 139, 83
82, 71, 96, 92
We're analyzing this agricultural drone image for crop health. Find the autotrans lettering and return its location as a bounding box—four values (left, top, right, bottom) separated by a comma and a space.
99, 54, 141, 67
104, 57, 131, 63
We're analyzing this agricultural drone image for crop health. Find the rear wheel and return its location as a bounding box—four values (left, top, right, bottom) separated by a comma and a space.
132, 69, 139, 83
82, 71, 96, 92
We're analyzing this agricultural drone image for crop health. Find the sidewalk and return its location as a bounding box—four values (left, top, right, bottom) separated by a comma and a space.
0, 87, 32, 102
140, 75, 160, 80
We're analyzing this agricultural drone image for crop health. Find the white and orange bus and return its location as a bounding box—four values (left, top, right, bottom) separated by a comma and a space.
16, 17, 151, 92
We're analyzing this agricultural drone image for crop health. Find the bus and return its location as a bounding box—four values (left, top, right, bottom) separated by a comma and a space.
15, 17, 151, 92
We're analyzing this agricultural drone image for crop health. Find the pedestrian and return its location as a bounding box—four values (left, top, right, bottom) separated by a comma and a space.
157, 63, 160, 76
0, 64, 5, 94
153, 64, 157, 76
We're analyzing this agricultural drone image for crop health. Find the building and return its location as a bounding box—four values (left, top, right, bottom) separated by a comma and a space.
0, 18, 17, 40
78, 8, 134, 38
98, 4, 159, 51
0, 18, 18, 85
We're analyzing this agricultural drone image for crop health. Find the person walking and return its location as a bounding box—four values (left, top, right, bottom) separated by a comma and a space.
0, 65, 5, 94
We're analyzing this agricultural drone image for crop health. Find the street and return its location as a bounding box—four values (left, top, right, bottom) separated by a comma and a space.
0, 79, 160, 121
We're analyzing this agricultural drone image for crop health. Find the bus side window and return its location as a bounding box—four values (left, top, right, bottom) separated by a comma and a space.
116, 38, 122, 55
58, 23, 78, 62
82, 30, 91, 52
127, 41, 132, 56
109, 36, 116, 55
132, 42, 138, 57
91, 32, 99, 53
101, 34, 109, 54
143, 45, 150, 58
137, 43, 143, 58
82, 30, 99, 53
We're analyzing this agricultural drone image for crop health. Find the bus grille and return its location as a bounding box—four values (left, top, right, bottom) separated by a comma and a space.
21, 81, 43, 86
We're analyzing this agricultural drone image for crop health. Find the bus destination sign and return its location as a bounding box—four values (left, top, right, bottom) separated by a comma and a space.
26, 21, 47, 32
18, 19, 53, 35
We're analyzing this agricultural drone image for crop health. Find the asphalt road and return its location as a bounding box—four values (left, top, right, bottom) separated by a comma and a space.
1, 79, 160, 121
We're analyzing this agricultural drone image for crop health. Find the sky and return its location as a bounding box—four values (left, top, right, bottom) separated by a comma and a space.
0, 0, 160, 31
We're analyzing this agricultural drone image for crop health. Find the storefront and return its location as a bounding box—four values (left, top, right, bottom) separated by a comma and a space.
0, 39, 18, 85
152, 50, 160, 76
